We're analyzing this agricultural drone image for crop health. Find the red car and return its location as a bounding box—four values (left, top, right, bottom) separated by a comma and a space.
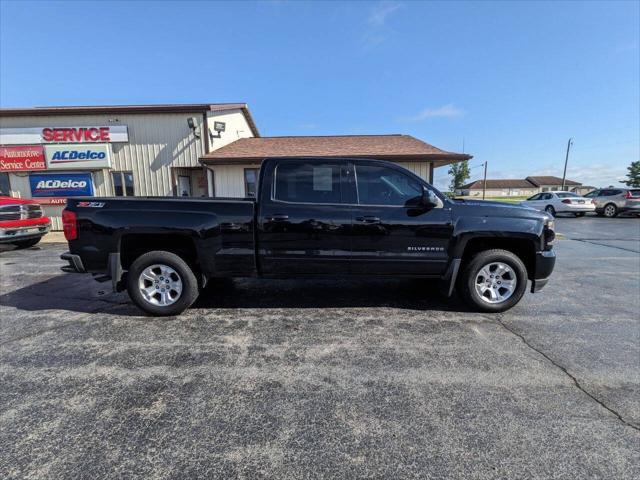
0, 196, 51, 248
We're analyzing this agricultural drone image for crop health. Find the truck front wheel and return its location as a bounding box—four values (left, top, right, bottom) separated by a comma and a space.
458, 249, 528, 313
127, 250, 199, 316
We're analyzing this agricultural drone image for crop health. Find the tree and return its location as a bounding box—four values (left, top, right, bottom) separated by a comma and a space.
622, 161, 640, 187
448, 160, 471, 192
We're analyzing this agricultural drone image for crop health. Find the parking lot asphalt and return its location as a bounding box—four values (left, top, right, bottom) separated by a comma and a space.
1, 217, 639, 479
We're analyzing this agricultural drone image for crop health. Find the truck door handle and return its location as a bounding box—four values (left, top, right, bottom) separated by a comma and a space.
266, 214, 289, 222
356, 216, 381, 224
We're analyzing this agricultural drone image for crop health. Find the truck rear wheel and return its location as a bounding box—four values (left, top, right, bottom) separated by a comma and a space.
458, 249, 528, 313
127, 250, 199, 316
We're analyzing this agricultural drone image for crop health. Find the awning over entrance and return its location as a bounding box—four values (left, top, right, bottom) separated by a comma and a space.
199, 134, 472, 166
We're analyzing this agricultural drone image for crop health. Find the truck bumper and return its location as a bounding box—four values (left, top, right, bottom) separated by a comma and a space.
531, 249, 556, 293
60, 252, 86, 273
0, 222, 50, 244
60, 252, 123, 293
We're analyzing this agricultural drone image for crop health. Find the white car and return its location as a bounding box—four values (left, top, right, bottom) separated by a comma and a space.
521, 191, 596, 217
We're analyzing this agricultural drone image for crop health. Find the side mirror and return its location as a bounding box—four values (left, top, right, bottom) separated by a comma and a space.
421, 187, 440, 208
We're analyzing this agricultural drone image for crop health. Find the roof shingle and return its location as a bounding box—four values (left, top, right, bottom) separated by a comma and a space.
460, 179, 536, 189
200, 135, 471, 164
526, 176, 581, 186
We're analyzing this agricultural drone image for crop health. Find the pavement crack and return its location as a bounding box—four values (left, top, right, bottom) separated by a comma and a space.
569, 238, 639, 254
491, 315, 640, 432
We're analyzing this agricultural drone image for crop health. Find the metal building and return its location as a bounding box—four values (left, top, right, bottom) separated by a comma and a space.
0, 104, 259, 229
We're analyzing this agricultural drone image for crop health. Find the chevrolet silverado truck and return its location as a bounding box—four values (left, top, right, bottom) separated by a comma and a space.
60, 157, 556, 316
0, 196, 51, 248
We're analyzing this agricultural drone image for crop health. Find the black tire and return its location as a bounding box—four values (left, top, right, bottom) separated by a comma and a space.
574, 212, 586, 217
545, 205, 556, 217
603, 203, 618, 218
13, 237, 42, 249
458, 249, 528, 313
127, 250, 199, 316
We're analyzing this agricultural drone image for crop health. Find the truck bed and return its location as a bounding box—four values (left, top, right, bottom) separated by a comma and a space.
65, 196, 256, 278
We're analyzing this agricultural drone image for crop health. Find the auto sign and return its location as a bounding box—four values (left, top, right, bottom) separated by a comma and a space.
29, 173, 94, 197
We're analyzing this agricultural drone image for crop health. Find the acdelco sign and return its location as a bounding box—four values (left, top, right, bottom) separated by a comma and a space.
0, 125, 128, 145
29, 173, 94, 197
45, 143, 111, 170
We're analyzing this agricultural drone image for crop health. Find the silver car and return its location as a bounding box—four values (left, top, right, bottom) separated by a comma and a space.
583, 188, 640, 217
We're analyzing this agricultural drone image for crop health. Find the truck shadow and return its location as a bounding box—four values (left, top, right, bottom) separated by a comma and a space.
195, 277, 470, 313
0, 275, 471, 315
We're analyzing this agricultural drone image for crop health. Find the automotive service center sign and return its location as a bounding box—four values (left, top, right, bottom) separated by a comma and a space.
29, 173, 94, 197
0, 145, 46, 172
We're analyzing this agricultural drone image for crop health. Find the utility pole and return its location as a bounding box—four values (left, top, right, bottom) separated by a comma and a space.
482, 161, 488, 200
561, 138, 573, 191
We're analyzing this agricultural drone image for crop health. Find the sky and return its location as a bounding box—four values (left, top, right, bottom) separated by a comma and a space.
1, 0, 638, 190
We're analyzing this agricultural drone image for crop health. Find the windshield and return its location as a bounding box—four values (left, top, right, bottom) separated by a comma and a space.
556, 192, 579, 198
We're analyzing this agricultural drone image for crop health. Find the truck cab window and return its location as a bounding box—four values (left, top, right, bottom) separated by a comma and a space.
356, 164, 422, 206
274, 162, 342, 204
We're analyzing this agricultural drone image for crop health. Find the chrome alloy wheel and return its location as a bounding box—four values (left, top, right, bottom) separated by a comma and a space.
474, 262, 517, 304
604, 204, 616, 217
138, 264, 183, 306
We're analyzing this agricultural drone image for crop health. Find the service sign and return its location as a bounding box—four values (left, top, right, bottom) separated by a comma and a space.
0, 145, 46, 172
0, 125, 129, 145
45, 143, 111, 170
29, 173, 94, 198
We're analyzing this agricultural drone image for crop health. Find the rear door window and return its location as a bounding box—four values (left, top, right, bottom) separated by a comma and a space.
274, 162, 344, 204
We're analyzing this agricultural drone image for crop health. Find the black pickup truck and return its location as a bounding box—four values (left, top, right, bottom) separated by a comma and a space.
61, 157, 556, 316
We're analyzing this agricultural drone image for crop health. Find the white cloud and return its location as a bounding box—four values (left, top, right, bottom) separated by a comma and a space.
400, 104, 466, 122
367, 1, 402, 27
361, 2, 402, 48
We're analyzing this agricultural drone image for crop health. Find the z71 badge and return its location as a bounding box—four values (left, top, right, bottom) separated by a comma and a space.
77, 201, 105, 208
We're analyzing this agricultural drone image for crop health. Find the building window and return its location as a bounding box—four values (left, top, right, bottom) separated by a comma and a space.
244, 168, 259, 198
112, 171, 134, 196
178, 175, 191, 196
0, 172, 10, 196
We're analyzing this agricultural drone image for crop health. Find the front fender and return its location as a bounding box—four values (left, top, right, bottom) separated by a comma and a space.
449, 215, 545, 259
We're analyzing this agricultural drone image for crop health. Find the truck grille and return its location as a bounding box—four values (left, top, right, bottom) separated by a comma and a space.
0, 204, 43, 220
25, 204, 43, 219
